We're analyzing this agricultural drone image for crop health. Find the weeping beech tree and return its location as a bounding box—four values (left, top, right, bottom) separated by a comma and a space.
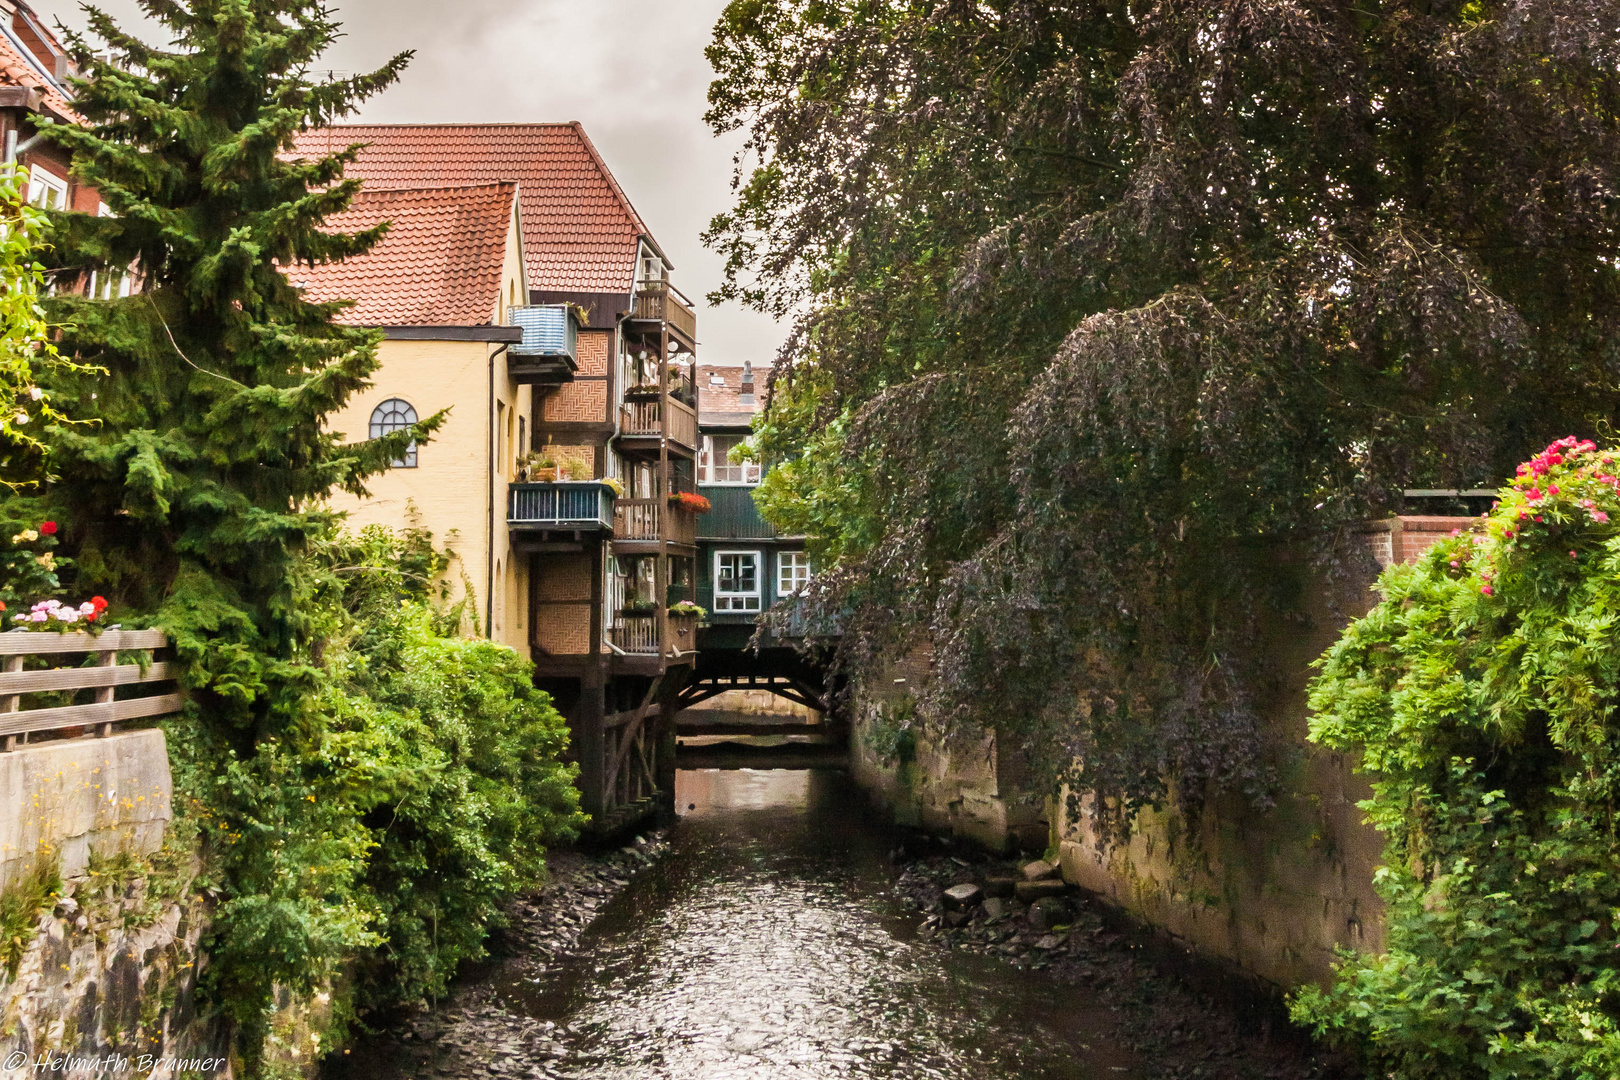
707, 0, 1620, 831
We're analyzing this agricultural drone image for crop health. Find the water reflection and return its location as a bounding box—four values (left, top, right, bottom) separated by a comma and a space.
495, 769, 1137, 1079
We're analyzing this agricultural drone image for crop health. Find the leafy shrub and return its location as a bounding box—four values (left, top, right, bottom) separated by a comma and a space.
324, 527, 583, 1010
1295, 438, 1620, 1079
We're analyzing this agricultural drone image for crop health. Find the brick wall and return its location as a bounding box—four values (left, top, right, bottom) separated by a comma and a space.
577, 329, 610, 377
533, 605, 591, 656
546, 380, 607, 424
535, 554, 593, 603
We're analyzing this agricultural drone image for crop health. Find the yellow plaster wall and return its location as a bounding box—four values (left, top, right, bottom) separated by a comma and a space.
325, 202, 536, 655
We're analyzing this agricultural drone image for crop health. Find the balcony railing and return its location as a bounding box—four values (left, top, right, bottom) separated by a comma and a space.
508, 482, 615, 530
608, 613, 700, 657
633, 282, 698, 343
612, 498, 696, 546
610, 616, 660, 655
667, 613, 698, 653
617, 397, 698, 450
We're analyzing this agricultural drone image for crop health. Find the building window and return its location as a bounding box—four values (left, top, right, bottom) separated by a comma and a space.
369, 398, 419, 467
701, 435, 761, 485
714, 551, 761, 612
26, 167, 67, 210
778, 552, 811, 597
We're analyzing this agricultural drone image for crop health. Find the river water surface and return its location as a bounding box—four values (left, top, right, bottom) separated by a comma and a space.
487, 768, 1139, 1079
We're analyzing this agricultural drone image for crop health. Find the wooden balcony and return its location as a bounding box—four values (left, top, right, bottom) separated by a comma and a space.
618, 396, 698, 453
612, 498, 696, 549
608, 612, 700, 658
631, 282, 698, 347
508, 482, 615, 533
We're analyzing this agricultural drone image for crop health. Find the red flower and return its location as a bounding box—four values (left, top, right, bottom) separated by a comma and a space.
90, 596, 107, 611
39, 521, 57, 536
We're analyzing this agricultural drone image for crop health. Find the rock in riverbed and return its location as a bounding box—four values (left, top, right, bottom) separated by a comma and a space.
943, 882, 984, 909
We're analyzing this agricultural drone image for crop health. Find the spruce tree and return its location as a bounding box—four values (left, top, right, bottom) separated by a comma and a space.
33, 0, 434, 1053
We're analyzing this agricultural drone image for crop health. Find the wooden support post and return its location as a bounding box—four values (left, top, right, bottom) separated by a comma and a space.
1, 655, 21, 751
94, 648, 117, 737
577, 668, 607, 823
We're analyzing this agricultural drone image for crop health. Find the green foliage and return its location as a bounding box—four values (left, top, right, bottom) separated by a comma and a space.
865, 695, 918, 769
325, 527, 584, 1009
708, 0, 1620, 833
0, 164, 81, 489
10, 0, 463, 1060
0, 855, 62, 977
1296, 438, 1620, 1079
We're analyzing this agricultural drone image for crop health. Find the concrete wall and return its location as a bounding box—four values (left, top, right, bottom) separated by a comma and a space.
848, 518, 1468, 987
0, 731, 171, 892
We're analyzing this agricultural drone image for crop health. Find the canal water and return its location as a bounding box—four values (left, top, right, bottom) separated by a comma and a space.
489, 768, 1140, 1079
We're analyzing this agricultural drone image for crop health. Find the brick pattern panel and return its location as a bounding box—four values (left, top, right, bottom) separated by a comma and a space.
552, 445, 594, 478
534, 605, 591, 655
546, 380, 607, 423
578, 329, 610, 377
536, 555, 593, 603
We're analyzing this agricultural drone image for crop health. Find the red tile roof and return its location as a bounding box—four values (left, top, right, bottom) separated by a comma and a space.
289, 182, 517, 327
287, 123, 657, 295
0, 19, 76, 121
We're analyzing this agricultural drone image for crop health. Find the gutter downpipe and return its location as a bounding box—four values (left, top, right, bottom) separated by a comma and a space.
5, 131, 45, 166
487, 341, 511, 640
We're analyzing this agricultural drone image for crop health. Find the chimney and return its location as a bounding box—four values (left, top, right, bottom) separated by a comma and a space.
739, 361, 755, 405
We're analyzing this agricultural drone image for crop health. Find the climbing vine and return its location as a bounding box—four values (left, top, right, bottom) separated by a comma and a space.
1295, 438, 1620, 1079
709, 0, 1620, 832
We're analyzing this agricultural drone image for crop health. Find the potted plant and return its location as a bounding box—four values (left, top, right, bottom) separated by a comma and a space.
600, 476, 625, 497
532, 456, 559, 483
667, 600, 705, 618
667, 491, 711, 514
618, 603, 658, 618
624, 381, 661, 399
563, 457, 593, 481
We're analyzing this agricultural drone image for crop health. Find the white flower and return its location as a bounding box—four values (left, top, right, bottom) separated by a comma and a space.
13, 412, 27, 425
28, 388, 41, 401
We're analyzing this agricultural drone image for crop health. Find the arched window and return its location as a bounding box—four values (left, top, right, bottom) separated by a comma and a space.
369, 398, 419, 468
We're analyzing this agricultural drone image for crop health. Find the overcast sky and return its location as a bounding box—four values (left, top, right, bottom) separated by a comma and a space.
30, 0, 777, 368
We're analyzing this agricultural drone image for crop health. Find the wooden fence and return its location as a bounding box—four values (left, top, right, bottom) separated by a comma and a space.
0, 629, 182, 750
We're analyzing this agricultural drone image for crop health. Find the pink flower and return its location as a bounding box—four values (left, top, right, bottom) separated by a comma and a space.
1481, 585, 1494, 596
1571, 551, 1579, 559
1503, 529, 1514, 538
29, 611, 47, 623
1549, 486, 1560, 496
1595, 511, 1611, 523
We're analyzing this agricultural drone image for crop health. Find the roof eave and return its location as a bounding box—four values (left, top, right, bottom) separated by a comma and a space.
379, 325, 524, 343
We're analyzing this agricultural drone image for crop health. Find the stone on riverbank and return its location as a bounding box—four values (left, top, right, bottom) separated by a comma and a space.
983, 876, 1018, 898
1021, 859, 1058, 881
1028, 896, 1070, 931
1015, 879, 1067, 902
943, 882, 984, 909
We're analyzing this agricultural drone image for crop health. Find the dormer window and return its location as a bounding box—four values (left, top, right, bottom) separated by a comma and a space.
701, 435, 761, 485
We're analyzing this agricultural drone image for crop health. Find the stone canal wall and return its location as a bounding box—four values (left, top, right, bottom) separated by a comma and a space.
848, 517, 1469, 989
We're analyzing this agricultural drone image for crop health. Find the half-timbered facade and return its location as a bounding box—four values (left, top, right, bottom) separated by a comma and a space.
289, 123, 701, 830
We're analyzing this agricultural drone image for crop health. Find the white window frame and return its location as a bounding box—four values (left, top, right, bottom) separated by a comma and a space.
369, 397, 420, 468
713, 549, 762, 613
701, 434, 761, 486
777, 551, 811, 598
26, 166, 67, 210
